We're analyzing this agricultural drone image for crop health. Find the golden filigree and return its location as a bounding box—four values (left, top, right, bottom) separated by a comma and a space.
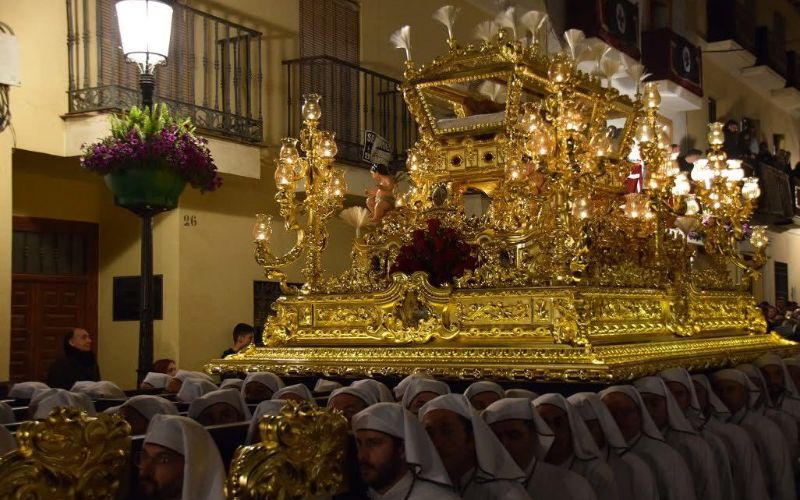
226, 401, 347, 500
457, 300, 531, 324
0, 408, 131, 499
234, 15, 791, 383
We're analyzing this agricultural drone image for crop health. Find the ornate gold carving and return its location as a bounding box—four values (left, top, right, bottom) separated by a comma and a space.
226, 401, 347, 500
457, 300, 532, 324
0, 408, 131, 499
235, 16, 793, 383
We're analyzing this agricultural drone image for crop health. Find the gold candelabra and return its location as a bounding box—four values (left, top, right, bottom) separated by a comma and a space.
253, 94, 346, 293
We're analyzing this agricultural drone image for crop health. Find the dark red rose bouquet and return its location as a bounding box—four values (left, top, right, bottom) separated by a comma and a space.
390, 219, 478, 286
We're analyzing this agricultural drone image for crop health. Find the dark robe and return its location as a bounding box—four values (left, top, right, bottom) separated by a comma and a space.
45, 345, 101, 389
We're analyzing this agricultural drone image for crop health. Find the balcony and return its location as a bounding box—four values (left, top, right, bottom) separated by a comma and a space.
705, 0, 757, 70
774, 51, 800, 110
641, 28, 703, 112
563, 0, 641, 60
753, 162, 797, 226
283, 56, 417, 169
65, 0, 263, 144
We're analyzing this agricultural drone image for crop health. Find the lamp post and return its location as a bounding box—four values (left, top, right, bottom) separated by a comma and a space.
116, 0, 173, 384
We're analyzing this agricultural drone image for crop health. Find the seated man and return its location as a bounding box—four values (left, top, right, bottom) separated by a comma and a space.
46, 328, 100, 390
690, 373, 769, 500
271, 383, 315, 403
111, 395, 178, 435
568, 392, 658, 500
599, 385, 696, 500
533, 394, 619, 500
463, 381, 504, 411
138, 414, 225, 500
187, 389, 250, 426
352, 402, 459, 499
712, 369, 795, 500
327, 386, 377, 427
418, 393, 528, 499
401, 378, 450, 415
484, 397, 597, 500
241, 372, 284, 404
221, 323, 254, 358
634, 376, 721, 500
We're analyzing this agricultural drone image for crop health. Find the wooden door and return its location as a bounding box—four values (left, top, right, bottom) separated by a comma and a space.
10, 218, 98, 383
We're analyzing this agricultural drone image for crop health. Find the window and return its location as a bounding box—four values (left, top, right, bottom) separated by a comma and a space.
298, 0, 360, 149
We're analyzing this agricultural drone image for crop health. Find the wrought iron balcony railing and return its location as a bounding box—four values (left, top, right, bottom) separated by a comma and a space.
66, 0, 263, 143
283, 55, 417, 168
754, 161, 797, 224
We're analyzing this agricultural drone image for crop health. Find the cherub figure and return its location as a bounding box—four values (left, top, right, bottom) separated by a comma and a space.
365, 163, 397, 222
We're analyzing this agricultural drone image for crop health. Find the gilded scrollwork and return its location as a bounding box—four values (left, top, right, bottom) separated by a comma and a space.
0, 408, 131, 499
226, 401, 347, 500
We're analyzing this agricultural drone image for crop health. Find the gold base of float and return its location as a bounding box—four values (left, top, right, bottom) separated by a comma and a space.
208, 275, 797, 383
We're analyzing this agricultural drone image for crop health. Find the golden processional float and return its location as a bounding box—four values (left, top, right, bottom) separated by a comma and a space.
209, 8, 796, 383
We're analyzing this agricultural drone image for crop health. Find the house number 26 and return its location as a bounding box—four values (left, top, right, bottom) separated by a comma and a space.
183, 215, 198, 227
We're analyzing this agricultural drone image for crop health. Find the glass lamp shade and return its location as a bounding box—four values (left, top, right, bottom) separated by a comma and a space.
707, 122, 725, 146
316, 131, 338, 159
635, 122, 655, 143
671, 173, 691, 197
115, 0, 173, 69
750, 225, 769, 248
642, 82, 661, 109
253, 214, 272, 242
690, 159, 710, 182
741, 177, 761, 200
684, 196, 700, 215
302, 93, 323, 121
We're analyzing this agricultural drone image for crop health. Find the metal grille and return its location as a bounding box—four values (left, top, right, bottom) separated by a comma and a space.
284, 56, 417, 168
67, 0, 263, 143
12, 231, 87, 276
298, 0, 361, 163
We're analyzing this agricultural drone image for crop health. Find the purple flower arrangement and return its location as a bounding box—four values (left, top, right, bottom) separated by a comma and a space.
81, 104, 222, 192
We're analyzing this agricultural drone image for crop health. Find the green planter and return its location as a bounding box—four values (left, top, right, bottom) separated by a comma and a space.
104, 166, 186, 214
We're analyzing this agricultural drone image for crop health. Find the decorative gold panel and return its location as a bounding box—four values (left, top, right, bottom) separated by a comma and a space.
0, 408, 131, 499
226, 401, 347, 500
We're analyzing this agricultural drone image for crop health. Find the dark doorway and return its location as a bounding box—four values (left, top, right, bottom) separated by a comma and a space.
10, 217, 99, 383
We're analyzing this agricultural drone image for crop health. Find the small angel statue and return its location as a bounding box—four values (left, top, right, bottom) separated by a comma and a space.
366, 163, 397, 222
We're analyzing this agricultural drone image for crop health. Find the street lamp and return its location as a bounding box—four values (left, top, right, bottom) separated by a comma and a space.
116, 0, 173, 109
115, 0, 173, 384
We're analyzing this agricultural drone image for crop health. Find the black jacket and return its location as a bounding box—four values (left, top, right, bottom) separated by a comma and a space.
45, 345, 101, 389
